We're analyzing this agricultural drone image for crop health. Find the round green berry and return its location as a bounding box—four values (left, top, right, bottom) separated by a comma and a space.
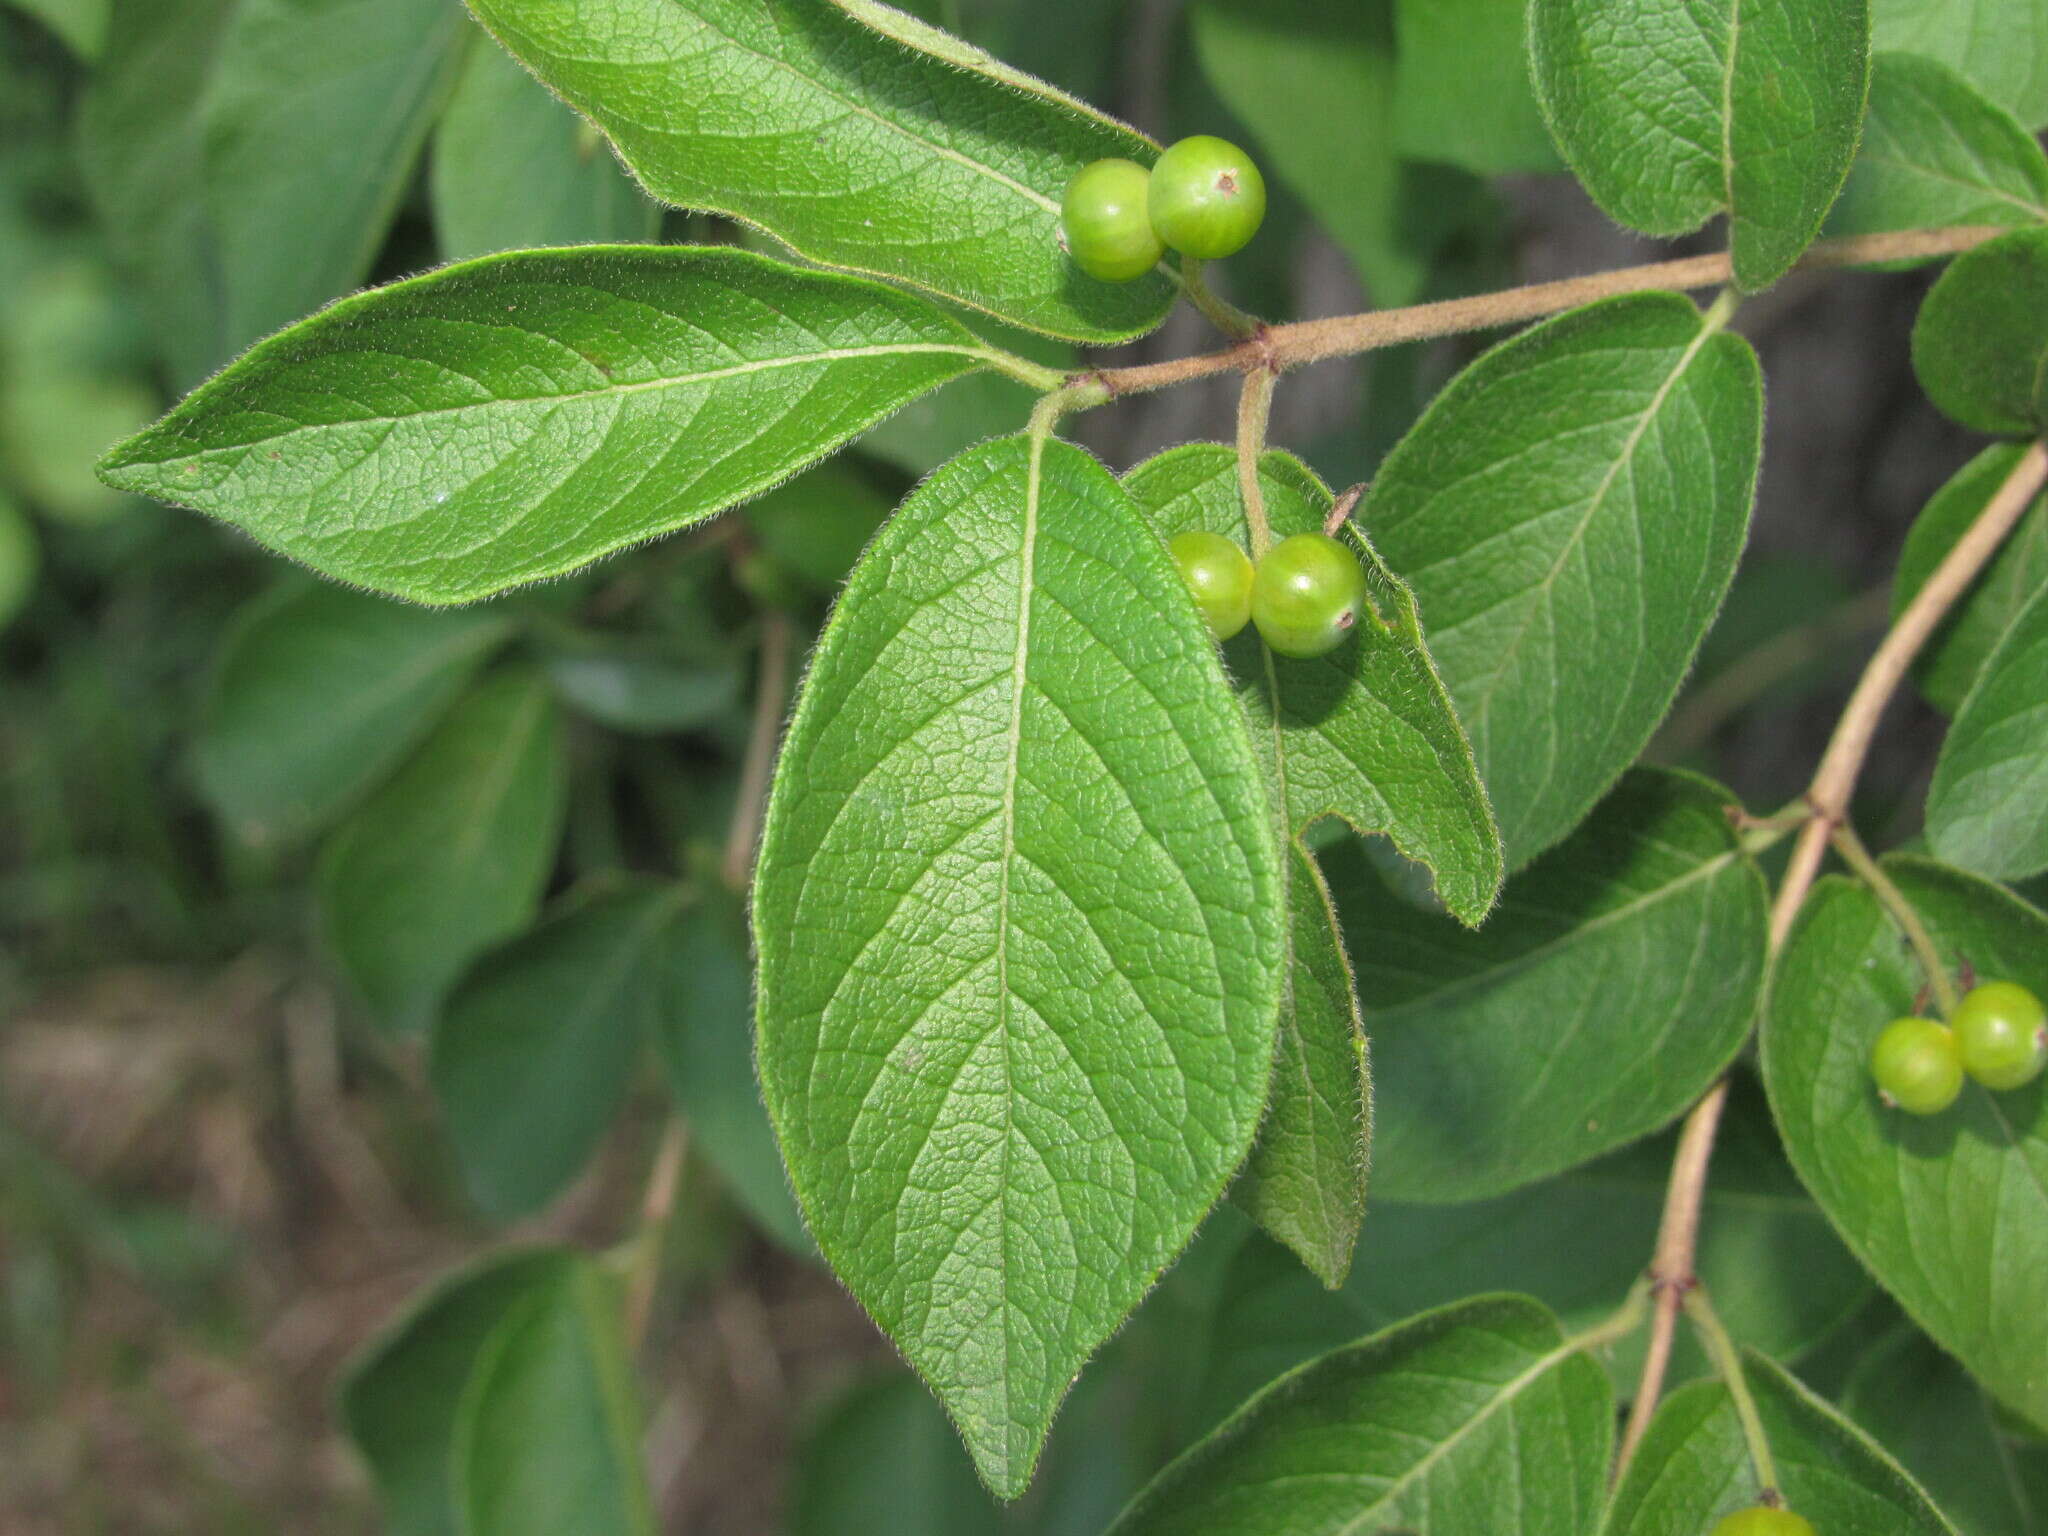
1147, 135, 1266, 260
1250, 532, 1369, 659
1950, 980, 2047, 1091
1169, 530, 1254, 641
1709, 1508, 1818, 1536
1870, 1016, 1965, 1115
1061, 158, 1166, 283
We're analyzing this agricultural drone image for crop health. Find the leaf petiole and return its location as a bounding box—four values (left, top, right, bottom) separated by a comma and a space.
1682, 1283, 1782, 1500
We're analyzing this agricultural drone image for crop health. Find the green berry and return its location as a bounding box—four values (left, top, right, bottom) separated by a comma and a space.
1169, 530, 1254, 641
1147, 135, 1267, 260
1250, 532, 1369, 659
1060, 159, 1166, 283
1709, 1508, 1818, 1536
1870, 1016, 1965, 1115
1950, 980, 2047, 1091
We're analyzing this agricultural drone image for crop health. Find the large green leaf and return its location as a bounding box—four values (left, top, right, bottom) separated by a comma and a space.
1873, 0, 2048, 129
193, 580, 512, 846
463, 0, 1172, 343
1843, 1327, 2048, 1536
1912, 226, 2048, 435
1603, 1350, 1956, 1535
1105, 1295, 1613, 1536
1363, 292, 1761, 868
1893, 443, 2048, 714
1193, 1076, 1871, 1430
6, 0, 105, 58
318, 669, 567, 1035
1529, 0, 1871, 290
432, 884, 689, 1219
99, 247, 1000, 604
431, 28, 657, 261
1327, 768, 1768, 1202
450, 1257, 653, 1536
76, 0, 467, 389
1763, 859, 2048, 1426
340, 1247, 579, 1536
1928, 581, 2048, 881
788, 1375, 993, 1536
754, 434, 1283, 1497
1827, 53, 2048, 242
1392, 0, 1560, 176
1124, 446, 1501, 922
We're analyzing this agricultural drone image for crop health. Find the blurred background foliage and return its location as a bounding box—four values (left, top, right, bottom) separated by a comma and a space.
1, 0, 2041, 1531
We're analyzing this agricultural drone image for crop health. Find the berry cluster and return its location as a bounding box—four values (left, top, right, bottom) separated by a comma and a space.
1169, 530, 1368, 659
1061, 136, 1268, 282
1869, 979, 2046, 1116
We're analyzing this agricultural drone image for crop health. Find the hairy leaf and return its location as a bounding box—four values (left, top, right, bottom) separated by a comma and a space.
754, 434, 1283, 1496
1828, 53, 2048, 242
1893, 443, 2048, 714
464, 0, 1172, 342
77, 0, 467, 388
432, 885, 689, 1219
1530, 0, 1871, 289
1327, 768, 1768, 1202
1393, 0, 1561, 176
1105, 1295, 1613, 1536
451, 1258, 652, 1536
340, 1247, 579, 1536
1604, 1350, 1956, 1535
318, 669, 567, 1035
1873, 0, 2048, 128
1763, 859, 2048, 1426
1928, 581, 2048, 881
1912, 226, 2048, 435
1363, 292, 1762, 867
431, 29, 657, 260
193, 580, 511, 846
100, 248, 995, 603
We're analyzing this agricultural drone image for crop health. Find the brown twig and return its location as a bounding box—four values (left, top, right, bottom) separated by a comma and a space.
624, 1119, 690, 1351
721, 605, 797, 894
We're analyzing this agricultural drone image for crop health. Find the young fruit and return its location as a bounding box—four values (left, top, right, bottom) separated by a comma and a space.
1950, 980, 2047, 1090
1147, 135, 1267, 260
1250, 532, 1369, 658
1169, 530, 1254, 641
1060, 158, 1166, 282
1869, 1016, 1965, 1115
1709, 1508, 1818, 1536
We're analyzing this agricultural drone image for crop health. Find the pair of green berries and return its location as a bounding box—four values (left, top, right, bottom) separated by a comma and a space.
1169, 529, 1368, 658
1060, 135, 1268, 282
1868, 979, 2047, 1116
1711, 1506, 1816, 1535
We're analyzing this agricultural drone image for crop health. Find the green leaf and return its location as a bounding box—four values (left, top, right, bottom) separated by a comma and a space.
76, 0, 468, 389
6, 0, 106, 58
1105, 1295, 1613, 1536
1827, 53, 2048, 242
741, 460, 895, 591
0, 491, 37, 632
1124, 445, 1502, 923
464, 0, 1172, 343
451, 1257, 653, 1536
646, 899, 812, 1256
99, 247, 996, 604
431, 29, 658, 261
1232, 846, 1370, 1290
432, 885, 688, 1219
1912, 226, 2048, 435
788, 1375, 993, 1536
1603, 1349, 1956, 1535
318, 669, 568, 1035
340, 1247, 579, 1536
1762, 858, 2048, 1427
193, 580, 512, 846
1393, 0, 1562, 176
1842, 1327, 2048, 1536
1364, 292, 1762, 867
1326, 768, 1768, 1202
1928, 581, 2048, 881
1893, 443, 2048, 714
1194, 1076, 1872, 1430
1873, 0, 2048, 129
754, 434, 1284, 1497
1529, 0, 1872, 290
540, 639, 741, 736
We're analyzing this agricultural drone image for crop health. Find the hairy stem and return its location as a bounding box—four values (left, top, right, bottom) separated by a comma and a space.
1181, 255, 1261, 339
721, 605, 796, 894
1236, 365, 1279, 556
1684, 1284, 1781, 1499
1831, 824, 1961, 1016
